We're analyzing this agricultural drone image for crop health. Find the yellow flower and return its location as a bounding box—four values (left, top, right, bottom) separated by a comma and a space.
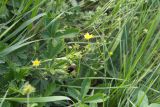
22, 83, 35, 95
84, 32, 93, 40
32, 59, 40, 67
109, 51, 113, 56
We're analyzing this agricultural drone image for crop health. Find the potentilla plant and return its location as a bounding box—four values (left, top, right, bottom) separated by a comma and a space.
0, 0, 160, 107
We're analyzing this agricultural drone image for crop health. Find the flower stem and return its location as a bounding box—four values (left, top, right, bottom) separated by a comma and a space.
27, 94, 30, 107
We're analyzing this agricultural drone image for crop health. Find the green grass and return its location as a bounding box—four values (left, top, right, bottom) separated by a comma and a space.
0, 0, 160, 107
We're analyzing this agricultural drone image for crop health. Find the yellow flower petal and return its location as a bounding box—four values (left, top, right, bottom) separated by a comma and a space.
84, 32, 93, 40
32, 59, 41, 67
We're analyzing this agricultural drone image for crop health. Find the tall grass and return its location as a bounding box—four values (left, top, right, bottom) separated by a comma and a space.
0, 0, 160, 107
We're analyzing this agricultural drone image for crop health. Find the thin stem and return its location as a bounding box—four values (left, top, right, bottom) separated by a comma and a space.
27, 94, 30, 107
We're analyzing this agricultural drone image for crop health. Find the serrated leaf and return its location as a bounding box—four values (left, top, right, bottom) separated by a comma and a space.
67, 88, 80, 100
81, 79, 91, 99
46, 39, 65, 58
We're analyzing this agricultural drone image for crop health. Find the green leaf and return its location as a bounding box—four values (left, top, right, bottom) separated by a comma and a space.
79, 104, 89, 107
84, 93, 107, 103
3, 13, 46, 41
81, 79, 91, 99
67, 88, 80, 101
149, 104, 160, 107
43, 19, 60, 38
0, 96, 71, 103
0, 36, 34, 57
0, 101, 11, 107
43, 83, 57, 96
55, 28, 79, 38
136, 90, 149, 107
46, 39, 65, 58
0, 41, 6, 51
89, 103, 97, 107
0, 90, 8, 107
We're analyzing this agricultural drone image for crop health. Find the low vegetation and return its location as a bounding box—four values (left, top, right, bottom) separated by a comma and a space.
0, 0, 160, 107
